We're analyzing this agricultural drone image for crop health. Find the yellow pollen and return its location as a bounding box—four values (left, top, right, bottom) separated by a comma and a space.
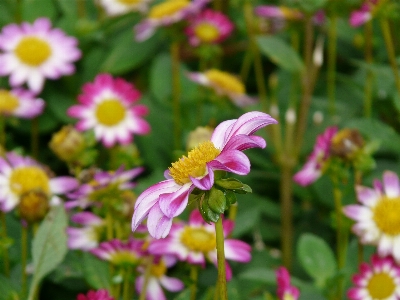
169, 141, 220, 185
15, 36, 52, 66
9, 166, 50, 196
148, 0, 189, 19
95, 99, 126, 126
117, 0, 141, 4
205, 69, 245, 94
367, 272, 395, 299
373, 196, 400, 236
180, 226, 216, 252
0, 90, 19, 114
111, 251, 139, 266
194, 23, 220, 43
150, 260, 167, 278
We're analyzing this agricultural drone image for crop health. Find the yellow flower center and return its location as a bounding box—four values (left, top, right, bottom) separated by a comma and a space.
205, 69, 245, 94
148, 0, 189, 19
110, 251, 140, 266
194, 23, 220, 43
367, 272, 395, 299
283, 293, 295, 300
95, 99, 126, 126
373, 196, 400, 236
117, 0, 141, 4
15, 36, 52, 66
150, 260, 167, 278
9, 166, 50, 196
180, 226, 216, 252
169, 141, 220, 185
0, 90, 19, 114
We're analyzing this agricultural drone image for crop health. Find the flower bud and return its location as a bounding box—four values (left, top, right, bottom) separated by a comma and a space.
49, 125, 85, 162
330, 128, 364, 160
18, 190, 49, 223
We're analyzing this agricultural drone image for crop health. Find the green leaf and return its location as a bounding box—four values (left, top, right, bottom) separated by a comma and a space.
82, 252, 111, 290
0, 274, 17, 300
199, 193, 219, 223
225, 191, 237, 205
256, 36, 304, 73
28, 205, 68, 300
21, 0, 56, 22
215, 178, 252, 194
207, 188, 226, 214
297, 233, 337, 288
298, 0, 328, 13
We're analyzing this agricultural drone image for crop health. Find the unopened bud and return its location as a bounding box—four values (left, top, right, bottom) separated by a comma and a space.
18, 190, 49, 223
49, 125, 85, 162
313, 111, 324, 125
330, 129, 364, 160
313, 35, 324, 67
270, 104, 279, 118
285, 108, 296, 124
187, 126, 214, 150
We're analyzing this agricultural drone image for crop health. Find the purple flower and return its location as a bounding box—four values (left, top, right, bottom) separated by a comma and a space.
0, 88, 44, 118
349, 0, 379, 27
254, 5, 303, 21
276, 267, 300, 300
77, 289, 114, 300
131, 111, 277, 238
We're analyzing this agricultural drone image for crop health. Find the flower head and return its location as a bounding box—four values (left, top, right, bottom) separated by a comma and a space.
99, 0, 152, 16
149, 210, 251, 280
350, 0, 379, 27
77, 289, 114, 300
132, 111, 277, 238
68, 73, 150, 148
134, 0, 210, 42
185, 9, 234, 47
0, 18, 81, 93
347, 254, 400, 300
343, 171, 400, 262
0, 89, 44, 118
187, 69, 257, 107
254, 5, 303, 21
0, 152, 78, 213
276, 267, 300, 300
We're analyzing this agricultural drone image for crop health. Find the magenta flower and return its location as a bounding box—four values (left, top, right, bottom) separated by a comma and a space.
0, 18, 81, 93
349, 0, 379, 27
185, 9, 234, 47
343, 171, 400, 262
276, 267, 300, 300
0, 88, 44, 118
254, 5, 303, 21
347, 254, 400, 299
149, 209, 251, 280
77, 289, 114, 300
131, 111, 277, 238
68, 74, 150, 148
293, 126, 338, 186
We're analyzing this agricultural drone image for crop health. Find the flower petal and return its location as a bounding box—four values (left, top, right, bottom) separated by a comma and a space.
383, 171, 400, 198
147, 204, 173, 239
209, 150, 250, 175
158, 184, 192, 218
190, 165, 214, 190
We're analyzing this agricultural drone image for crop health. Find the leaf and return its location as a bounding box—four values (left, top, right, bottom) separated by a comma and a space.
21, 0, 56, 22
82, 252, 111, 290
28, 205, 68, 300
207, 188, 226, 214
0, 274, 17, 300
256, 36, 304, 73
297, 233, 337, 288
298, 0, 328, 13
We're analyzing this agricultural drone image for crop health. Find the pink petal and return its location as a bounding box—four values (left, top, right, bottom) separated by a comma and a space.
209, 150, 250, 175
224, 239, 251, 262
343, 205, 371, 221
356, 186, 379, 207
223, 135, 266, 151
158, 184, 193, 218
190, 165, 214, 190
50, 177, 78, 194
147, 204, 173, 239
159, 276, 184, 292
383, 171, 400, 198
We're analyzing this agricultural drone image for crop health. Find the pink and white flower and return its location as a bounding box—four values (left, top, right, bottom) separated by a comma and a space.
67, 211, 105, 251
347, 254, 400, 300
0, 152, 78, 212
276, 267, 300, 300
67, 73, 150, 148
131, 111, 277, 239
135, 256, 184, 300
98, 0, 152, 16
349, 0, 379, 27
77, 289, 114, 300
254, 5, 303, 21
134, 0, 210, 42
0, 18, 81, 93
185, 9, 234, 47
0, 88, 44, 118
343, 171, 400, 263
293, 126, 338, 186
149, 209, 251, 280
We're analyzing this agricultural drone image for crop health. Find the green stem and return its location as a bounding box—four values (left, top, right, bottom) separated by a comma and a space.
364, 21, 374, 117
31, 118, 39, 159
77, 0, 86, 19
357, 241, 364, 264
190, 265, 199, 300
381, 19, 400, 96
240, 49, 253, 83
327, 16, 338, 116
215, 216, 227, 300
333, 185, 345, 298
171, 42, 181, 150
1, 212, 9, 277
21, 225, 28, 298
123, 267, 131, 300
139, 256, 154, 300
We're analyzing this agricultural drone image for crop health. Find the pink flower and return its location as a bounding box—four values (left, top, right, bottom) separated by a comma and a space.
68, 74, 150, 148
276, 267, 300, 300
349, 0, 379, 27
0, 88, 44, 118
293, 126, 338, 186
347, 255, 400, 299
131, 111, 277, 238
254, 5, 303, 21
149, 209, 251, 280
77, 289, 114, 300
185, 9, 234, 47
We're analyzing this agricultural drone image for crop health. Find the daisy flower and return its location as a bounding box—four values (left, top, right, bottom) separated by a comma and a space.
131, 111, 277, 239
148, 209, 251, 280
98, 0, 152, 16
343, 171, 400, 262
134, 0, 210, 42
0, 152, 78, 212
135, 256, 184, 300
77, 289, 114, 300
187, 69, 257, 107
0, 88, 44, 119
0, 18, 81, 93
67, 211, 105, 251
67, 73, 150, 148
276, 267, 300, 300
347, 254, 400, 300
185, 9, 234, 47
293, 126, 338, 186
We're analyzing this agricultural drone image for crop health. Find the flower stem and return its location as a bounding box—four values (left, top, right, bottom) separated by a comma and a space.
215, 216, 227, 300
327, 16, 338, 116
190, 265, 199, 300
123, 267, 131, 300
31, 118, 39, 159
21, 224, 28, 298
364, 21, 374, 117
139, 256, 154, 300
171, 42, 181, 150
1, 211, 10, 277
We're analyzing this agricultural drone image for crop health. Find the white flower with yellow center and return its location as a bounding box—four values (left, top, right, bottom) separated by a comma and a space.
0, 88, 44, 119
0, 18, 81, 93
99, 0, 152, 16
344, 171, 400, 262
0, 152, 78, 212
67, 73, 150, 148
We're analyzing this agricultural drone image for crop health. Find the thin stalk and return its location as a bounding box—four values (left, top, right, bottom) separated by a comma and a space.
171, 42, 181, 150
1, 212, 9, 277
333, 185, 345, 298
358, 241, 364, 264
123, 267, 131, 300
114, 274, 122, 300
77, 0, 86, 19
31, 118, 39, 159
190, 265, 199, 300
280, 164, 294, 269
327, 16, 338, 116
21, 225, 28, 298
228, 202, 238, 222
364, 21, 374, 117
215, 216, 227, 300
240, 49, 253, 82
139, 256, 154, 300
